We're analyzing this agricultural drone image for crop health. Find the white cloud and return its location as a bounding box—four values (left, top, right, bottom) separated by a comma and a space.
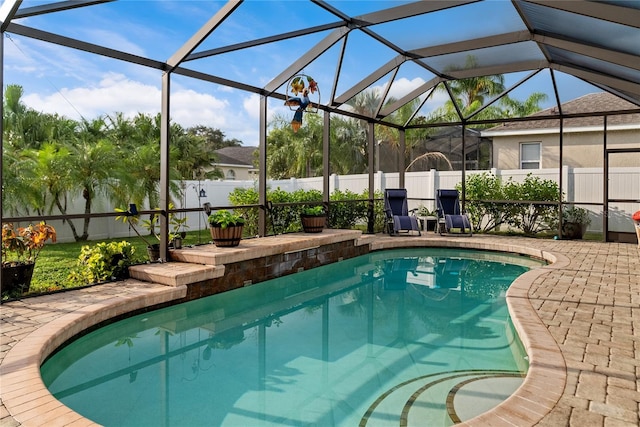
386, 77, 426, 100
171, 89, 229, 128
20, 73, 263, 144
243, 93, 261, 121
22, 73, 160, 121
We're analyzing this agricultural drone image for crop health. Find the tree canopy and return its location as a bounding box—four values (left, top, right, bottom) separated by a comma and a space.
2, 84, 240, 240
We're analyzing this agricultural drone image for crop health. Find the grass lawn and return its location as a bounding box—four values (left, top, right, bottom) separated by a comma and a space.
26, 230, 212, 295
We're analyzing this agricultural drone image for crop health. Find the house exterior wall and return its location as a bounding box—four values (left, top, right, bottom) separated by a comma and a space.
492, 128, 640, 169
215, 164, 257, 181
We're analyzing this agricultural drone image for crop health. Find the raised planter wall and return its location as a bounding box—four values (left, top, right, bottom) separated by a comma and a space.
183, 240, 369, 301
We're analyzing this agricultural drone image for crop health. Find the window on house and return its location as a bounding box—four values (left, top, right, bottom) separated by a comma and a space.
226, 169, 236, 180
520, 142, 541, 169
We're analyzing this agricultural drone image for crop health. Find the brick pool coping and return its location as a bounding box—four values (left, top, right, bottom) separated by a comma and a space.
1, 232, 638, 426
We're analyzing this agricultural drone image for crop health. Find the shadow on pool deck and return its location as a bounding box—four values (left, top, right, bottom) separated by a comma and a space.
1, 231, 638, 426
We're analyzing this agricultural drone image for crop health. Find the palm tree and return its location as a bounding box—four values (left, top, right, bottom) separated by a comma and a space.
171, 124, 222, 180
498, 92, 548, 117
330, 116, 368, 174
266, 113, 323, 178
67, 118, 120, 240
27, 142, 73, 218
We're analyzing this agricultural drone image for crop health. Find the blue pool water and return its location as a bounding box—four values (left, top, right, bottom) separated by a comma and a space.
41, 248, 544, 426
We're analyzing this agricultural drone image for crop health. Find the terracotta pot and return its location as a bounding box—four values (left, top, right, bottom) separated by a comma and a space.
1, 262, 35, 296
300, 214, 326, 233
210, 224, 243, 247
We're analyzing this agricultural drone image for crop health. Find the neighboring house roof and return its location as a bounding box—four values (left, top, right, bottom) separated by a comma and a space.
483, 93, 640, 136
213, 146, 258, 167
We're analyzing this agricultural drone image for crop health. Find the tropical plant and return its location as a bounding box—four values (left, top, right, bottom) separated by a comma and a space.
68, 241, 136, 285
562, 206, 591, 226
114, 204, 189, 246
267, 113, 324, 178
423, 56, 547, 127
1, 222, 57, 267
302, 206, 325, 216
65, 122, 120, 241
208, 210, 245, 228
416, 205, 436, 217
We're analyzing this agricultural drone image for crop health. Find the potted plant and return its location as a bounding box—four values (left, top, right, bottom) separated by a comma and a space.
208, 209, 245, 247
416, 205, 437, 232
561, 205, 592, 239
2, 222, 57, 297
116, 203, 189, 260
168, 214, 189, 249
300, 205, 327, 233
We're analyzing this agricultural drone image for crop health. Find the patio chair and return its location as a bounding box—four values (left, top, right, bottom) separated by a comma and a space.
384, 188, 421, 236
436, 189, 472, 236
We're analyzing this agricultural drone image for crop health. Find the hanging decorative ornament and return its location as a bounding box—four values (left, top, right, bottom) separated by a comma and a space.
284, 74, 320, 133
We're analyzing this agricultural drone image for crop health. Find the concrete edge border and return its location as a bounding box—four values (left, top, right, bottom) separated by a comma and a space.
0, 285, 187, 426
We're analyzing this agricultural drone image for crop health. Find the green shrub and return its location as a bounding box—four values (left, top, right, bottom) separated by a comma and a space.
228, 187, 383, 234
503, 174, 560, 235
459, 172, 508, 232
458, 172, 561, 235
227, 187, 260, 235
329, 189, 368, 229
68, 241, 137, 285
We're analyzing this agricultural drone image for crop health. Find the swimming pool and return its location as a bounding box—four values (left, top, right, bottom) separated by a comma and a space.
41, 248, 544, 426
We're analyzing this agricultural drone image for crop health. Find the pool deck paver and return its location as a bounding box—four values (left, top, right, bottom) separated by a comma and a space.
0, 233, 638, 426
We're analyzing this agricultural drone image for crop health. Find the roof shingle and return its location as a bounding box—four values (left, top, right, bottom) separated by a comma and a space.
487, 92, 640, 133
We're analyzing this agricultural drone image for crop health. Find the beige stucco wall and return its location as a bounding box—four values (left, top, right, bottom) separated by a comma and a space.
492, 128, 640, 169
216, 165, 258, 181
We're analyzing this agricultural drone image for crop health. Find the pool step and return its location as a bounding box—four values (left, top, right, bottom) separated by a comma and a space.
360, 370, 524, 426
128, 230, 365, 288
128, 262, 224, 287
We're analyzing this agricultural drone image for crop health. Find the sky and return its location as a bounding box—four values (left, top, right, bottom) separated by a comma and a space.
3, 0, 599, 146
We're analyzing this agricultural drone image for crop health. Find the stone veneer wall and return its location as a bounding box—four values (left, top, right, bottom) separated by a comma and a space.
184, 240, 370, 301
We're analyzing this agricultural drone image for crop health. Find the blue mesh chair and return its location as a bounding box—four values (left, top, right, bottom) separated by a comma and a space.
384, 189, 421, 236
436, 189, 472, 236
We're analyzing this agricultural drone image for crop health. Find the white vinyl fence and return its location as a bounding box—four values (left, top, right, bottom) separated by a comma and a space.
16, 167, 639, 242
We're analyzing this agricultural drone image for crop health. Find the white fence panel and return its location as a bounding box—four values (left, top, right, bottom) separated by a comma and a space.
607, 167, 640, 201
268, 179, 294, 192
606, 167, 640, 233
334, 174, 370, 194
436, 171, 464, 192
10, 167, 639, 243
292, 177, 323, 191
405, 171, 435, 212
572, 168, 603, 204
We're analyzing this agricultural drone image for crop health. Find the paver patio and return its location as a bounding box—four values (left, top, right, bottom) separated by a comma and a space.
0, 233, 638, 426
